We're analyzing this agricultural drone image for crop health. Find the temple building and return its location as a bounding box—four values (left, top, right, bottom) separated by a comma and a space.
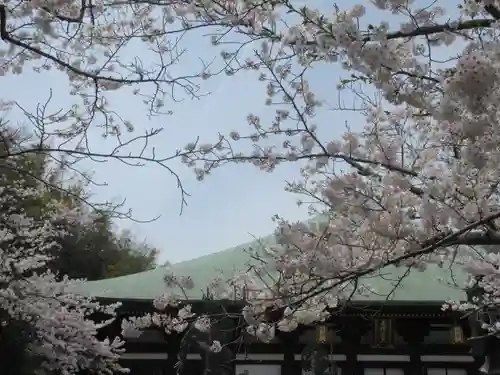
78, 236, 493, 375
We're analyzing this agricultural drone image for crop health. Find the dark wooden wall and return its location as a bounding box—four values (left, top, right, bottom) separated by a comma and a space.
94, 299, 479, 375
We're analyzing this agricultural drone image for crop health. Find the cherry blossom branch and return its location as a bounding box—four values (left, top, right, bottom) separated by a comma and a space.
0, 4, 200, 87
482, 1, 500, 20
366, 18, 495, 41
285, 211, 500, 310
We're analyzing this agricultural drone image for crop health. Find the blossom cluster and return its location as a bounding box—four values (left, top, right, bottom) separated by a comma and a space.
0, 168, 126, 374
121, 292, 223, 353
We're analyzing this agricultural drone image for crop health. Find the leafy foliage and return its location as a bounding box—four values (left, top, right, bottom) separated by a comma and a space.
50, 214, 158, 281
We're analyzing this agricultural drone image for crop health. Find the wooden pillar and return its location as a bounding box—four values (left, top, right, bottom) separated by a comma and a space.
281, 331, 300, 375
340, 318, 368, 375
396, 319, 429, 375
196, 315, 236, 375
165, 334, 180, 375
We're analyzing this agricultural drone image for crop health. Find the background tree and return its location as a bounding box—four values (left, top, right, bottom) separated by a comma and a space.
50, 214, 158, 281
105, 229, 158, 279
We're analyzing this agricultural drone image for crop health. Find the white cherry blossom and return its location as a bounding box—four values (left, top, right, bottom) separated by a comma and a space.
0, 171, 125, 374
109, 0, 500, 346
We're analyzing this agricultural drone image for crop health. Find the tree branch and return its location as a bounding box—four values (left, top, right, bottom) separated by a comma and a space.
424, 230, 500, 247
41, 0, 88, 24
481, 1, 500, 20
368, 18, 495, 41
288, 211, 500, 309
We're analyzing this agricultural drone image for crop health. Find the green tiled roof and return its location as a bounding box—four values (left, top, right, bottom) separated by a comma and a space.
77, 233, 470, 302
78, 240, 259, 300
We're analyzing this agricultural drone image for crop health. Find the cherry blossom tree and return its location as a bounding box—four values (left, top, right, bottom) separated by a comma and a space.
8, 0, 500, 368
117, 0, 500, 358
0, 153, 127, 374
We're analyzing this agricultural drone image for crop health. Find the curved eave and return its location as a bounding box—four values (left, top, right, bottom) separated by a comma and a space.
95, 296, 455, 306
97, 297, 461, 321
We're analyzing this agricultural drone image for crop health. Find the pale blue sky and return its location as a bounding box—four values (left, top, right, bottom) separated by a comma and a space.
2, 0, 460, 264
